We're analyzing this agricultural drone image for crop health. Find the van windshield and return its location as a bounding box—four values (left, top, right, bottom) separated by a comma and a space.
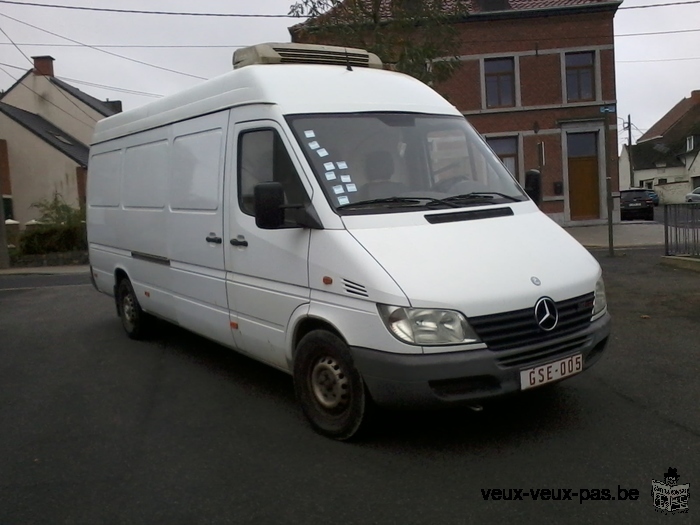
287, 113, 527, 214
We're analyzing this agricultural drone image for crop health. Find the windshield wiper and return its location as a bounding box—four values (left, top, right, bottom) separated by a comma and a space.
442, 192, 523, 204
337, 192, 521, 211
337, 197, 460, 210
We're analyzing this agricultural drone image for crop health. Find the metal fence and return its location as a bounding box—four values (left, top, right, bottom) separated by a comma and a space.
664, 203, 700, 257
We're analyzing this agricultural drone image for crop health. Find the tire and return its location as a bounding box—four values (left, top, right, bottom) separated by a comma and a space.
293, 330, 369, 440
116, 278, 152, 340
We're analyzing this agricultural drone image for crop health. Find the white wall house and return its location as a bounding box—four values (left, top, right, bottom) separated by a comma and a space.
619, 90, 700, 204
0, 56, 121, 226
0, 104, 87, 225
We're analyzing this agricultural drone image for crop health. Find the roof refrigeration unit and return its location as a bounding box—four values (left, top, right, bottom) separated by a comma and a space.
232, 42, 383, 70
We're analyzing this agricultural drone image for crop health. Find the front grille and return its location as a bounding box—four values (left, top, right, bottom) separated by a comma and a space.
470, 293, 594, 351
495, 336, 590, 368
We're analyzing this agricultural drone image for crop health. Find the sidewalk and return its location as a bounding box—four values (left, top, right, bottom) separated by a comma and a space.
0, 265, 90, 276
563, 221, 665, 249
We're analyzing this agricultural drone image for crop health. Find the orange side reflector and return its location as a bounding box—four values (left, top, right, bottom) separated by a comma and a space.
144, 291, 150, 298
322, 276, 333, 285
230, 321, 239, 330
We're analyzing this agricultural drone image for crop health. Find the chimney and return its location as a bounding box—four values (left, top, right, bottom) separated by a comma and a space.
691, 90, 700, 102
32, 56, 55, 77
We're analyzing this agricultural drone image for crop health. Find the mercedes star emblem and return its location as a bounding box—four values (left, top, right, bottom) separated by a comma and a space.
534, 297, 558, 331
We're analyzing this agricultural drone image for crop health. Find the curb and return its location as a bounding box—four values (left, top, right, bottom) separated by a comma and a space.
0, 265, 90, 276
582, 244, 665, 250
660, 256, 700, 273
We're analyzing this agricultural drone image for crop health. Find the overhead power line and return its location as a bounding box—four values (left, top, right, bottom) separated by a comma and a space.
0, 1, 302, 17
0, 24, 697, 51
0, 22, 97, 123
617, 28, 700, 37
618, 56, 700, 63
0, 64, 97, 128
0, 61, 25, 70
0, 61, 164, 98
2, 25, 699, 56
55, 76, 163, 98
618, 0, 700, 9
1, 23, 699, 52
1, 0, 699, 16
0, 13, 207, 80
0, 43, 248, 49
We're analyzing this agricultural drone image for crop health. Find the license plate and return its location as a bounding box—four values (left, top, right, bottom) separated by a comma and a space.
629, 202, 642, 207
520, 354, 583, 390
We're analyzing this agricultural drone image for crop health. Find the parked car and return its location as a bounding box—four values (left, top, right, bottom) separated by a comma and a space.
686, 187, 700, 203
620, 189, 654, 221
646, 190, 659, 206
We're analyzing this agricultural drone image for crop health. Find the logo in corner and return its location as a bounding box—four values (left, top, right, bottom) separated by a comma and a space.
652, 468, 690, 514
534, 297, 558, 331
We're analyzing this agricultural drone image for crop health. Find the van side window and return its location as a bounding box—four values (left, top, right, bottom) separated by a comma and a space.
238, 129, 308, 216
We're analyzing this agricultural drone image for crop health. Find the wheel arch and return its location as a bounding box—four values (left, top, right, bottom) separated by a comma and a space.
291, 316, 345, 363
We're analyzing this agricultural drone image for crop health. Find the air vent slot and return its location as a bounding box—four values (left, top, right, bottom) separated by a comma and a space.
233, 43, 383, 70
425, 207, 514, 224
343, 279, 369, 297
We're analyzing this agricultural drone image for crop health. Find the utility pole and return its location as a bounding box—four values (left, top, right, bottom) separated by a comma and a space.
601, 105, 616, 257
627, 114, 635, 187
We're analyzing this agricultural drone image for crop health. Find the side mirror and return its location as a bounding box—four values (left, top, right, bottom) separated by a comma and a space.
254, 182, 285, 229
525, 169, 542, 206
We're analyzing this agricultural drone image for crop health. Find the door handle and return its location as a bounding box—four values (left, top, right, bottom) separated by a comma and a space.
230, 238, 249, 247
205, 234, 222, 244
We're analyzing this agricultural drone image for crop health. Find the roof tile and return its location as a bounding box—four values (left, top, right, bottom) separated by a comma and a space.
0, 102, 88, 166
50, 77, 121, 117
299, 0, 619, 25
639, 91, 700, 142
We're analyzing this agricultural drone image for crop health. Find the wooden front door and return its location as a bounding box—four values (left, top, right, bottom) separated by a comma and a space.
567, 133, 600, 220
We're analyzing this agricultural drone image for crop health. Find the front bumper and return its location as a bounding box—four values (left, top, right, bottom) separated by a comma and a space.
350, 313, 610, 409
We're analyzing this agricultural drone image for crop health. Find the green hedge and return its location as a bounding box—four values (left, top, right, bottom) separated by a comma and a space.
20, 224, 87, 255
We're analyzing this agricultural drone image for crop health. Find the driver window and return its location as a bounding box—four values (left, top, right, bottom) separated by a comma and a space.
238, 129, 309, 216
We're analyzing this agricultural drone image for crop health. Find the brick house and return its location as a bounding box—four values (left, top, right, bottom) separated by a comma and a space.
290, 0, 621, 224
0, 56, 121, 226
619, 90, 700, 204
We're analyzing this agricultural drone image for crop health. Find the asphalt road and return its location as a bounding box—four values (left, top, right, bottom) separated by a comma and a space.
0, 248, 697, 524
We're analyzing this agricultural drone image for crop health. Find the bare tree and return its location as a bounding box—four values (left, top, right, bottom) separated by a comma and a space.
289, 0, 467, 85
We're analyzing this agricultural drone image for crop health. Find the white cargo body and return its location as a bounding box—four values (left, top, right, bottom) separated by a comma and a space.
87, 44, 610, 440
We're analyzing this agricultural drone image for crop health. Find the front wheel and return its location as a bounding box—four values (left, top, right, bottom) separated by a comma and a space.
293, 330, 369, 440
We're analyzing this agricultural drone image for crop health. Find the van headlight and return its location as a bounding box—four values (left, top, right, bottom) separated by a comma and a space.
592, 277, 607, 319
377, 305, 481, 345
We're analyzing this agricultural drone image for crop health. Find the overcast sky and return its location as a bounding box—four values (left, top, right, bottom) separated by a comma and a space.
1, 0, 699, 148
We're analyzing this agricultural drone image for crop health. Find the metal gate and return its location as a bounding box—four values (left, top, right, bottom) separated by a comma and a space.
664, 204, 700, 257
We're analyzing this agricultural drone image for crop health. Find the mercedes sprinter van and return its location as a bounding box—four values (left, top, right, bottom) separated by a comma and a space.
87, 43, 610, 440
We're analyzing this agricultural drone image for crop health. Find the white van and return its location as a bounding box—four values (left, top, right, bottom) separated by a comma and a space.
87, 43, 610, 440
